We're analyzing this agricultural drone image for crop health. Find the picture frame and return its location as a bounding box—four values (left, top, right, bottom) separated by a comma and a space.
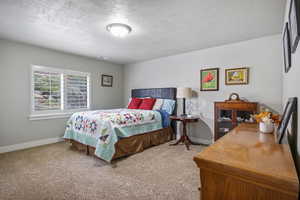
200, 68, 219, 91
277, 97, 297, 144
225, 67, 249, 85
288, 0, 300, 53
283, 23, 292, 73
101, 74, 113, 87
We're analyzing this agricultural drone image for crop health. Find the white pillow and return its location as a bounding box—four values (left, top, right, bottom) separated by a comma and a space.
153, 99, 164, 110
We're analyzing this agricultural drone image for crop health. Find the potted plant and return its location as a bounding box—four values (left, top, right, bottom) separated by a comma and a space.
254, 110, 280, 133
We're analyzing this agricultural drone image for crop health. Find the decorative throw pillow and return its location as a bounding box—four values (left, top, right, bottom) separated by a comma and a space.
128, 98, 143, 109
161, 99, 176, 114
152, 98, 164, 110
139, 98, 156, 110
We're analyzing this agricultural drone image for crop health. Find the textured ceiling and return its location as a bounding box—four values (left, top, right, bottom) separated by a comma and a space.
0, 0, 286, 64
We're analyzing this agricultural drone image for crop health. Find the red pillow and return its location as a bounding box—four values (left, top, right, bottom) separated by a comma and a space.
128, 98, 143, 109
139, 98, 156, 110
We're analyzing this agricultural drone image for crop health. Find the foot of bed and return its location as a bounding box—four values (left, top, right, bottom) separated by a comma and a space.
86, 145, 89, 155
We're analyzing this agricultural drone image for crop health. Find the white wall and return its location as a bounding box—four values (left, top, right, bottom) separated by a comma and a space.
0, 39, 124, 147
124, 35, 283, 144
0, 34, 284, 147
283, 0, 300, 113
283, 0, 300, 167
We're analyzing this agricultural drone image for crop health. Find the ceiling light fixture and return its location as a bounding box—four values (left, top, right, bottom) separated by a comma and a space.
97, 56, 108, 60
106, 23, 132, 37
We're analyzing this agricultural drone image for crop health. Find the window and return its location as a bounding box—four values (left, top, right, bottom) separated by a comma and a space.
33, 70, 61, 111
30, 65, 90, 120
64, 74, 88, 110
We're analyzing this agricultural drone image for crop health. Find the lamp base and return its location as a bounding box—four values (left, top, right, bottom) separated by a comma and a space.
182, 98, 186, 117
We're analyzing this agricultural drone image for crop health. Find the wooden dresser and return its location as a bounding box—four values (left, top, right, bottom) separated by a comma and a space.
194, 123, 299, 200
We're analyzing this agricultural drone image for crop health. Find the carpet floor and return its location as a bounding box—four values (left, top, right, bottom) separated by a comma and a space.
0, 141, 204, 200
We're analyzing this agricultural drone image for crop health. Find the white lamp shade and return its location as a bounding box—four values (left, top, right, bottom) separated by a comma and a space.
177, 87, 192, 99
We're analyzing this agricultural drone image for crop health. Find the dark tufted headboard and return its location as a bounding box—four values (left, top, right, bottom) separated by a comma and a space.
132, 87, 176, 99
131, 87, 177, 135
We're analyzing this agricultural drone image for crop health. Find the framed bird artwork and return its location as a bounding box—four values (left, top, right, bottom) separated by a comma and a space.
200, 68, 219, 91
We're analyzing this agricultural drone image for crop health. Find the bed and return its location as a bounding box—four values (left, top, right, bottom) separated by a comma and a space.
64, 88, 177, 162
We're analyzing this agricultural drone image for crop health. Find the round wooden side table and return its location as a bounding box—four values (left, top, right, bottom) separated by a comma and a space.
169, 115, 199, 150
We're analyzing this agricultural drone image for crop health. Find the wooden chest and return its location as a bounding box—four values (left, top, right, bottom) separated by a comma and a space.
194, 124, 299, 200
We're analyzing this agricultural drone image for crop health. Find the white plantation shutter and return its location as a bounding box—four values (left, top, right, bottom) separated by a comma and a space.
31, 65, 90, 117
33, 70, 61, 111
64, 74, 89, 110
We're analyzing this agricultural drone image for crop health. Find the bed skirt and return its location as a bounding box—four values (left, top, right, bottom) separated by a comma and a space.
66, 127, 172, 161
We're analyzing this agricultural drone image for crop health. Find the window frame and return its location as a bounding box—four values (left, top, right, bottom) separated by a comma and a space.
30, 65, 91, 120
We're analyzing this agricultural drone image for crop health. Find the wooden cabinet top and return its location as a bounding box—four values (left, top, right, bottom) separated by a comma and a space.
194, 123, 299, 195
215, 101, 258, 111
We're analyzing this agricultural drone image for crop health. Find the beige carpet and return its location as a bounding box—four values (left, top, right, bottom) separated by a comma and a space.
0, 141, 204, 200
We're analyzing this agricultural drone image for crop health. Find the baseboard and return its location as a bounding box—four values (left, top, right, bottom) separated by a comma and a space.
0, 137, 64, 154
189, 136, 212, 145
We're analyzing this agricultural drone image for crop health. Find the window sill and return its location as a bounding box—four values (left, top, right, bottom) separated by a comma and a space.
29, 109, 91, 121
29, 113, 73, 121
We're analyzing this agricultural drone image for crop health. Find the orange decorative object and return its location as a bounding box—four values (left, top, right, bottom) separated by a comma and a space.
254, 111, 280, 124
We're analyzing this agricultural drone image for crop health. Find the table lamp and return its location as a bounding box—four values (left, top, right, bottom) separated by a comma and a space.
177, 87, 192, 116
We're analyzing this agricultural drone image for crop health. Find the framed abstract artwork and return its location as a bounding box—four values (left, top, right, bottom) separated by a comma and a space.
283, 23, 292, 73
225, 67, 249, 85
277, 97, 297, 144
288, 0, 300, 53
101, 74, 113, 87
200, 68, 219, 91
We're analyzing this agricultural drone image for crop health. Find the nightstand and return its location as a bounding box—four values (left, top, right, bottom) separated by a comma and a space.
169, 115, 199, 150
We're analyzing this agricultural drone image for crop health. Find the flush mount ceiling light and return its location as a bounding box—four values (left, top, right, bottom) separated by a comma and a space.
97, 56, 109, 60
106, 23, 132, 37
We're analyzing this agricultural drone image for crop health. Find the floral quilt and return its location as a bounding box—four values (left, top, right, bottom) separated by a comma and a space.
64, 109, 162, 162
